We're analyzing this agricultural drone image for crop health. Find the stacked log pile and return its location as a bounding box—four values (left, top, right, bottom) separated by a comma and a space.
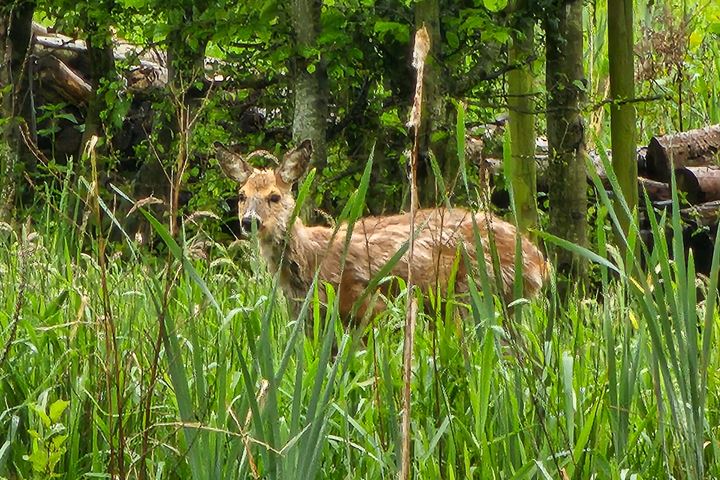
27, 23, 168, 159
22, 23, 265, 163
475, 123, 720, 274
643, 126, 720, 273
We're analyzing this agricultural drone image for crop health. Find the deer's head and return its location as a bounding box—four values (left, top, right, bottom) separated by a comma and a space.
216, 140, 313, 242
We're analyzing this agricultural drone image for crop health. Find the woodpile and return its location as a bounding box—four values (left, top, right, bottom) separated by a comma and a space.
26, 23, 167, 160
475, 122, 720, 274
32, 22, 185, 102
641, 127, 720, 275
646, 125, 720, 181
22, 23, 260, 164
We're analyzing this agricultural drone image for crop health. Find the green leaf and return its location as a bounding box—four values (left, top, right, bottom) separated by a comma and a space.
51, 434, 68, 450
447, 30, 460, 49
49, 399, 69, 423
373, 21, 410, 43
25, 448, 48, 472
483, 0, 508, 13
536, 230, 622, 276
118, 0, 147, 8
30, 404, 52, 429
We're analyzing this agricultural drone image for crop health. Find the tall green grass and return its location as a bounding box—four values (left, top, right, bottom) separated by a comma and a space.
1, 138, 720, 480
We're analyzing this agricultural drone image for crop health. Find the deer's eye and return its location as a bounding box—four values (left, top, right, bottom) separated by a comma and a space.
269, 194, 281, 203
238, 193, 247, 202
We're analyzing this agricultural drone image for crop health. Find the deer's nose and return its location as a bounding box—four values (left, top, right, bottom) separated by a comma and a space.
241, 216, 261, 232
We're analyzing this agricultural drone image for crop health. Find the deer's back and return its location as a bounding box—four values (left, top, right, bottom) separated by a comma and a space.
314, 208, 546, 300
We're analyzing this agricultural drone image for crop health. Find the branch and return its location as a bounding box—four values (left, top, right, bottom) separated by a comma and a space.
587, 94, 671, 111
451, 54, 538, 95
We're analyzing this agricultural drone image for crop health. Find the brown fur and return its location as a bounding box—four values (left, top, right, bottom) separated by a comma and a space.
216, 140, 548, 321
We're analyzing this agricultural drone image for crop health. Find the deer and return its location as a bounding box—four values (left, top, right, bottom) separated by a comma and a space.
216, 139, 548, 323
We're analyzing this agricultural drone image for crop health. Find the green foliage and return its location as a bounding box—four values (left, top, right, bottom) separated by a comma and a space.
22, 397, 69, 478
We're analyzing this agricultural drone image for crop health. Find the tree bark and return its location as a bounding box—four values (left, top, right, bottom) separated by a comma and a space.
1, 0, 35, 220
507, 0, 537, 231
80, 28, 116, 158
638, 177, 671, 202
544, 0, 588, 281
680, 200, 720, 227
646, 125, 720, 181
414, 0, 457, 207
291, 0, 328, 219
675, 166, 720, 204
608, 0, 637, 236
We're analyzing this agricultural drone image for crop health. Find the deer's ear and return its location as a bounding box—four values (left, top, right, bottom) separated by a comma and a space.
215, 142, 253, 186
276, 139, 313, 185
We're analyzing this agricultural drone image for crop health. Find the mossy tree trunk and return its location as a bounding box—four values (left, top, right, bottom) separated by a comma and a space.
0, 0, 35, 220
291, 0, 328, 219
414, 0, 457, 207
507, 0, 537, 231
608, 0, 637, 234
80, 24, 116, 159
544, 0, 588, 283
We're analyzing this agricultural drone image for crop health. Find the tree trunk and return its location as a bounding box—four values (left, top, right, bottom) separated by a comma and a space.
414, 0, 456, 207
291, 0, 328, 219
608, 0, 637, 236
646, 125, 720, 181
80, 28, 116, 159
507, 1, 537, 231
544, 0, 588, 281
1, 0, 35, 220
168, 24, 208, 236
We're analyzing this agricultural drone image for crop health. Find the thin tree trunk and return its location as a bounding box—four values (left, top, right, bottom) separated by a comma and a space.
414, 0, 457, 207
291, 0, 327, 219
168, 24, 208, 236
545, 0, 587, 282
507, 1, 537, 231
131, 13, 209, 238
1, 0, 35, 220
608, 0, 637, 235
80, 29, 116, 159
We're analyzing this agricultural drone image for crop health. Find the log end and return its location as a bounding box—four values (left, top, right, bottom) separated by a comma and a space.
647, 136, 670, 182
675, 167, 704, 204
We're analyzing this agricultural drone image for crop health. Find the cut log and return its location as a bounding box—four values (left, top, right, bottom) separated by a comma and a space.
681, 200, 720, 227
646, 125, 720, 181
675, 166, 720, 204
481, 152, 668, 203
652, 199, 720, 227
34, 35, 169, 88
639, 177, 671, 202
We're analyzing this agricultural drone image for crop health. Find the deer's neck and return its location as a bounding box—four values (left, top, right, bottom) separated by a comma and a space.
259, 219, 330, 298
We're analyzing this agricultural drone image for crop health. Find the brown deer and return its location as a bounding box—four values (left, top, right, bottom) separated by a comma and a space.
216, 139, 548, 321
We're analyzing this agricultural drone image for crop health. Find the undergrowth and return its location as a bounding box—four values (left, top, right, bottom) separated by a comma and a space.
0, 159, 719, 479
